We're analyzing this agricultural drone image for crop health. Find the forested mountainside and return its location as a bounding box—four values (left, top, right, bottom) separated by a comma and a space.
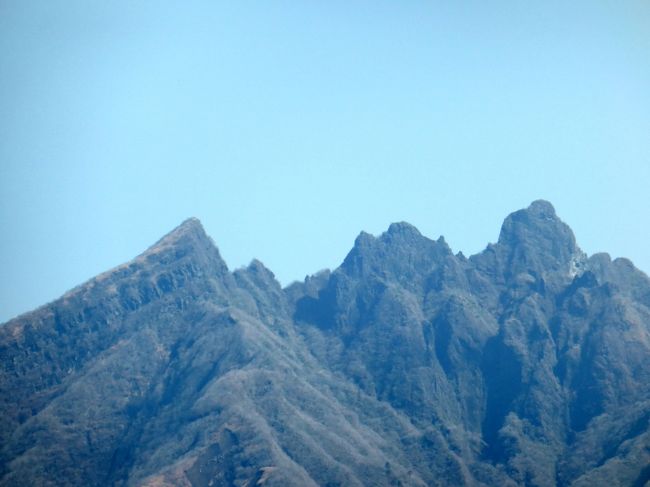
2, 201, 649, 486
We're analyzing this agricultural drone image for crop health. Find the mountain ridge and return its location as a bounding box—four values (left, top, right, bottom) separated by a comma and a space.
1, 200, 649, 487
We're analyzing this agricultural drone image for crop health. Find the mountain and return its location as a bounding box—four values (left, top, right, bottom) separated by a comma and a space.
1, 201, 649, 487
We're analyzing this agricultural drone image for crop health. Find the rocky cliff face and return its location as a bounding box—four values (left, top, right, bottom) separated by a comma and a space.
1, 201, 649, 486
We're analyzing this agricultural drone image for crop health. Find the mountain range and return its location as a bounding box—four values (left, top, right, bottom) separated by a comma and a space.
1, 200, 649, 486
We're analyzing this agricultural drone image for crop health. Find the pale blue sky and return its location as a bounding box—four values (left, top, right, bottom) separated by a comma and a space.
1, 1, 649, 323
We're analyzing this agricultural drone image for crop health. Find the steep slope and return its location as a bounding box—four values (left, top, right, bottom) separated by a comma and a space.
1, 201, 650, 486
290, 200, 650, 486
0, 218, 238, 485
0, 220, 477, 486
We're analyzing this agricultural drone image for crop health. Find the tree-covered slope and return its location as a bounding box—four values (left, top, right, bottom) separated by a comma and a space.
1, 201, 649, 486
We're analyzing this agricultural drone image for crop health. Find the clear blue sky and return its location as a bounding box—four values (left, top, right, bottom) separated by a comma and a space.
1, 1, 649, 323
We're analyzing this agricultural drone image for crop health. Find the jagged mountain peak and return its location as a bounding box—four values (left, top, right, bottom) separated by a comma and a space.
341, 221, 451, 281
352, 229, 376, 248
137, 217, 229, 277
385, 221, 422, 238
146, 217, 210, 252
498, 199, 574, 247
176, 216, 204, 231
526, 199, 557, 217
348, 222, 451, 259
487, 200, 581, 283
3, 202, 650, 487
237, 258, 281, 290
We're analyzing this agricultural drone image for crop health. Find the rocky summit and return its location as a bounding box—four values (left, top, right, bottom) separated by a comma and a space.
1, 201, 649, 487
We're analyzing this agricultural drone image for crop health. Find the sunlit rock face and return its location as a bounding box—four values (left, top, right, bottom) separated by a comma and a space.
2, 201, 650, 487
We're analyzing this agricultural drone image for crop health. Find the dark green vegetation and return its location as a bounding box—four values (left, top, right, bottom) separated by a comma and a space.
1, 201, 649, 486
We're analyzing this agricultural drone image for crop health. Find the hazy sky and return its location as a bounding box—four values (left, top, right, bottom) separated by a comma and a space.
1, 1, 649, 323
